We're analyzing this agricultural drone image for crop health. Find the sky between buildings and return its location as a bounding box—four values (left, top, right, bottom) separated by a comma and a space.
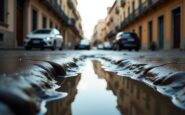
77, 0, 115, 40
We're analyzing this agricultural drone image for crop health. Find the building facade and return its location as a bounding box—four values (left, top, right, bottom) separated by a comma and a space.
91, 20, 106, 46
99, 0, 185, 50
0, 0, 83, 49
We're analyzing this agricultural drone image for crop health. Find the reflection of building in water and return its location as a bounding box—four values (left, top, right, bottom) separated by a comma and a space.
46, 75, 81, 115
93, 61, 106, 79
93, 62, 185, 115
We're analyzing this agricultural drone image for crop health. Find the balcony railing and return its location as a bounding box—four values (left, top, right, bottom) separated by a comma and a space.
119, 0, 167, 31
43, 0, 82, 39
67, 0, 79, 20
68, 18, 76, 27
105, 0, 167, 38
67, 0, 76, 11
43, 0, 68, 24
44, 0, 79, 26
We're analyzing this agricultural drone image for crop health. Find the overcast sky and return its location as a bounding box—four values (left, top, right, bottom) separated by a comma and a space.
77, 0, 115, 40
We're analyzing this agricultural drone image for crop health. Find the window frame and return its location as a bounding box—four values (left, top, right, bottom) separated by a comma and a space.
0, 0, 8, 27
31, 7, 38, 31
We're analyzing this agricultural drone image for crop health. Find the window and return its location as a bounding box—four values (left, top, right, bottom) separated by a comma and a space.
139, 25, 142, 43
132, 1, 135, 18
132, 1, 135, 12
32, 9, 38, 31
0, 0, 5, 23
42, 16, 47, 29
128, 7, 130, 20
148, 21, 153, 48
0, 33, 3, 41
55, 25, 58, 29
139, 0, 142, 14
50, 20, 53, 28
158, 15, 164, 49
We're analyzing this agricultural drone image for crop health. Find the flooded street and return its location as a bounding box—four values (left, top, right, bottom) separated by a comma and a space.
47, 61, 120, 115
46, 60, 185, 115
72, 61, 119, 115
1, 51, 185, 115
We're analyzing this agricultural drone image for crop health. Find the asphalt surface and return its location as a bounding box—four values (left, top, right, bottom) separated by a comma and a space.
0, 50, 185, 75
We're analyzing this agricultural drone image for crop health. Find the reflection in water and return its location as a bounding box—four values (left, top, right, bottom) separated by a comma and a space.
72, 61, 120, 115
46, 75, 81, 115
46, 61, 185, 115
93, 61, 185, 115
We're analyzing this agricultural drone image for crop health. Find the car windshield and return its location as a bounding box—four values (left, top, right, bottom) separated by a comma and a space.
123, 33, 131, 37
33, 30, 51, 34
80, 40, 89, 45
104, 42, 111, 45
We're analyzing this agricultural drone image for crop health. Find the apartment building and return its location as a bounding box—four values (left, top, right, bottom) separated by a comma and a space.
103, 0, 185, 50
105, 1, 123, 42
62, 0, 83, 49
0, 0, 83, 49
91, 20, 106, 46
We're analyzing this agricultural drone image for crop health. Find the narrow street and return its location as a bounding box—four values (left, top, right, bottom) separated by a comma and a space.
0, 50, 185, 115
1, 0, 185, 114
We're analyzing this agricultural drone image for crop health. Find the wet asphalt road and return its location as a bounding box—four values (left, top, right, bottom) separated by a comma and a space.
0, 50, 185, 115
0, 50, 185, 75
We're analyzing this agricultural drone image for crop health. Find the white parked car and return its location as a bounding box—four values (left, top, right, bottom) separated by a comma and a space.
97, 44, 103, 50
103, 42, 112, 50
24, 29, 63, 50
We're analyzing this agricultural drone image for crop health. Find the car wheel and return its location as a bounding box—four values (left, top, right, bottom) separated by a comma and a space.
117, 45, 122, 51
127, 48, 131, 51
25, 47, 31, 50
51, 41, 57, 51
59, 46, 63, 50
135, 47, 140, 51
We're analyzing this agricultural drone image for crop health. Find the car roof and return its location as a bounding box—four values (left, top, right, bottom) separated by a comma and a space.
35, 28, 59, 31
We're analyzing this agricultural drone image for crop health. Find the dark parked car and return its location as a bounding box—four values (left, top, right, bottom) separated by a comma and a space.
75, 39, 90, 50
113, 32, 141, 51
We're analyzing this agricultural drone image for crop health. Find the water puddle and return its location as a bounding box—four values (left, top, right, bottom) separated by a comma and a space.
46, 60, 185, 115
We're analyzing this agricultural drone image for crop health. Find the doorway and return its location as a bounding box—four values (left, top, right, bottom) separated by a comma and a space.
158, 15, 164, 49
148, 21, 153, 48
139, 25, 142, 45
16, 0, 24, 46
172, 7, 181, 49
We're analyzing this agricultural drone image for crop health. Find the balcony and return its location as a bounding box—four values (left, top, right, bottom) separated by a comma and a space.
68, 18, 83, 38
67, 0, 73, 9
42, 0, 82, 38
67, 0, 76, 11
43, 0, 69, 24
68, 18, 76, 27
106, 30, 117, 39
67, 0, 79, 19
42, 0, 79, 28
121, 0, 126, 7
119, 0, 167, 30
115, 7, 119, 14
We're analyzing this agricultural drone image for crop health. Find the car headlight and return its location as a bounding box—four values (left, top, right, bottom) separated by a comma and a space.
46, 37, 51, 41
